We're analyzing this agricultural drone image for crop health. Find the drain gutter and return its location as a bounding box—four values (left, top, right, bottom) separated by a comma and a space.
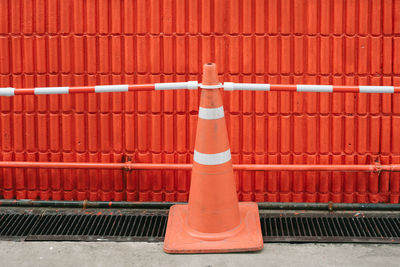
1, 199, 400, 211
257, 202, 400, 211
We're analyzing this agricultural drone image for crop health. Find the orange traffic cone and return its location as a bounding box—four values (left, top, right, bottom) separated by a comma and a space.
163, 63, 263, 253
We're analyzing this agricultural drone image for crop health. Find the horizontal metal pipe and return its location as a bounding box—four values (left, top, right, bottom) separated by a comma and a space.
0, 199, 176, 209
0, 161, 399, 172
1, 199, 400, 211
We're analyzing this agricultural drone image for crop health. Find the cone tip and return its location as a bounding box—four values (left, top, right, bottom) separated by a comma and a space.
202, 63, 219, 86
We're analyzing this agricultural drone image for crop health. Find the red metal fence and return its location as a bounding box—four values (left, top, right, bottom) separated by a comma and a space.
0, 0, 400, 203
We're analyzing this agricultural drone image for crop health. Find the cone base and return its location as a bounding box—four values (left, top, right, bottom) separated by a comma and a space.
163, 202, 264, 254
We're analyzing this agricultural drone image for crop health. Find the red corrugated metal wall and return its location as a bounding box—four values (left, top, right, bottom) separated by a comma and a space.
0, 0, 400, 203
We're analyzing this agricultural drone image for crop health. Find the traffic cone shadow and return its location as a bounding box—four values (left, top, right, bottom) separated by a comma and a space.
163, 63, 263, 253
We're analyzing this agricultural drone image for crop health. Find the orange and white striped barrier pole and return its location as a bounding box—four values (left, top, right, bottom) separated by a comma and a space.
163, 63, 263, 254
223, 82, 400, 93
2, 81, 398, 95
0, 81, 198, 96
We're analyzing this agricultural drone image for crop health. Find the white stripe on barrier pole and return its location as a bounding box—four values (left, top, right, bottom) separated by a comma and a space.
35, 87, 69, 95
297, 85, 333, 92
187, 81, 199, 89
224, 82, 270, 91
359, 86, 394, 93
194, 149, 231, 165
155, 82, 186, 90
198, 106, 224, 120
94, 85, 129, 93
224, 82, 234, 91
155, 81, 198, 90
200, 83, 223, 89
0, 87, 15, 96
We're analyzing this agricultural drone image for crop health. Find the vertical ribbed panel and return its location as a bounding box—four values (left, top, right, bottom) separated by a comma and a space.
0, 0, 399, 203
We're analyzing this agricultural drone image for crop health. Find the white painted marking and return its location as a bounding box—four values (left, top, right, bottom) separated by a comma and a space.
359, 86, 394, 93
198, 106, 224, 120
194, 149, 231, 165
94, 85, 129, 93
297, 85, 333, 92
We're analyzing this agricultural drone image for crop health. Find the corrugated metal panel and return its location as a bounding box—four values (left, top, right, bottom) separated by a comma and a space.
0, 0, 399, 203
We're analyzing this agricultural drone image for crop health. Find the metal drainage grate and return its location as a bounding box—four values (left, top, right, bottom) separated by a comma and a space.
27, 211, 168, 242
0, 212, 41, 241
0, 209, 399, 243
261, 213, 400, 243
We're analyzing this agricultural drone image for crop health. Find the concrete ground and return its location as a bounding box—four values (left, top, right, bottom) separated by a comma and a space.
0, 242, 398, 267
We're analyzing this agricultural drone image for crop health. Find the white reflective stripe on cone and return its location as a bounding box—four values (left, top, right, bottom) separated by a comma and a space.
193, 149, 231, 165
94, 85, 129, 93
296, 85, 333, 92
198, 106, 224, 120
0, 87, 15, 96
35, 87, 69, 95
359, 86, 394, 93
